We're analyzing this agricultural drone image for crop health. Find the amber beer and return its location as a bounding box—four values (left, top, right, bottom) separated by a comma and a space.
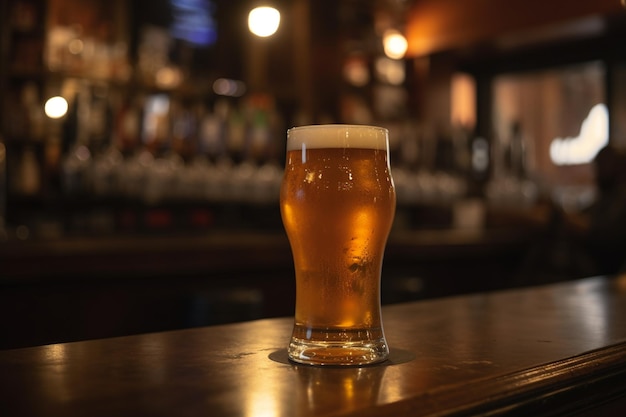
280, 125, 396, 365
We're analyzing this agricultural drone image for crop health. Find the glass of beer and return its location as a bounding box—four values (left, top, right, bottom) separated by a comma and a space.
280, 124, 396, 366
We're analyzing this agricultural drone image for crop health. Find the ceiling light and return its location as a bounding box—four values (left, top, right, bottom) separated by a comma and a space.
248, 7, 280, 37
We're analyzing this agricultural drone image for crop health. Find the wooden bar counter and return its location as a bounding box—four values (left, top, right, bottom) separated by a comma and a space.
2, 275, 626, 416
0, 228, 540, 348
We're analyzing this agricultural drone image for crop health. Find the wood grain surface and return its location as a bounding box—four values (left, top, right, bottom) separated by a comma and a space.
2, 275, 626, 416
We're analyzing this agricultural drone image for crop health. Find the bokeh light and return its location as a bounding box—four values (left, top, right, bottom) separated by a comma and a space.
44, 96, 69, 119
248, 7, 280, 37
383, 30, 408, 60
213, 78, 247, 97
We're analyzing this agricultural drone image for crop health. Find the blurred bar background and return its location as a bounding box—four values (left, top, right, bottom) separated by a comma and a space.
1, 0, 626, 349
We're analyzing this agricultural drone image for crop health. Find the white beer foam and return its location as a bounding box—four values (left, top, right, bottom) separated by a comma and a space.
287, 124, 388, 151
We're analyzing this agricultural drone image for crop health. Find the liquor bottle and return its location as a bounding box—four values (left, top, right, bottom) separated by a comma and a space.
0, 137, 6, 235
60, 89, 91, 196
18, 146, 41, 196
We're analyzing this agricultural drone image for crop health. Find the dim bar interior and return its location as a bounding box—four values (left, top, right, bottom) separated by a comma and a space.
1, 0, 626, 350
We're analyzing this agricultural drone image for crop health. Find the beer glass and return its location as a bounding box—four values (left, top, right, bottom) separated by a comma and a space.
280, 124, 396, 366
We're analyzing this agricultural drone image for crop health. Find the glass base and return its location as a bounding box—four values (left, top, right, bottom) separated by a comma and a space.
288, 326, 389, 366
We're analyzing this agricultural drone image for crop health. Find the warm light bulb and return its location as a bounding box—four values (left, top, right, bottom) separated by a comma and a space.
44, 96, 68, 119
248, 7, 280, 37
383, 30, 408, 60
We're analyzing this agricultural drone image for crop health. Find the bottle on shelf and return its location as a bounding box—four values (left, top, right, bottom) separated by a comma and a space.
0, 136, 6, 238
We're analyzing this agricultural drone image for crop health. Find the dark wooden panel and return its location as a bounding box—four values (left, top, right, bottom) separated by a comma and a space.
406, 0, 625, 56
